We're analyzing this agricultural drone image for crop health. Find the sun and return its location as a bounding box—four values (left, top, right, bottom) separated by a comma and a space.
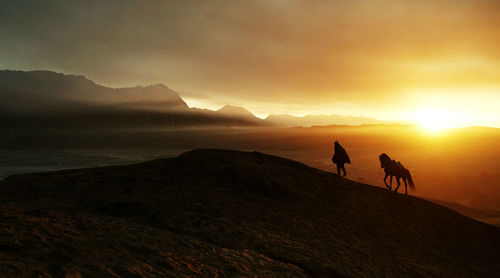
412, 108, 466, 133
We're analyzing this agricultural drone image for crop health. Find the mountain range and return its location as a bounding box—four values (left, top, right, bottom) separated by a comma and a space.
0, 70, 386, 128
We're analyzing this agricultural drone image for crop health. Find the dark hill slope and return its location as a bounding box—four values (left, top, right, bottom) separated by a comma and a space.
0, 150, 499, 277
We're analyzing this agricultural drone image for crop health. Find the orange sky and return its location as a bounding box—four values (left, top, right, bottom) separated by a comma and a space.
1, 0, 499, 127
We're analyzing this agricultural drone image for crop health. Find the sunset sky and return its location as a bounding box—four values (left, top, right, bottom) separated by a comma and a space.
1, 0, 499, 127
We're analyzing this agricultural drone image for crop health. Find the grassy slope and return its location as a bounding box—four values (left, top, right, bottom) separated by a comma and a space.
0, 149, 499, 277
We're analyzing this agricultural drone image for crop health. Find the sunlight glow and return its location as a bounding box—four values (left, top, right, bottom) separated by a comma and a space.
412, 108, 467, 133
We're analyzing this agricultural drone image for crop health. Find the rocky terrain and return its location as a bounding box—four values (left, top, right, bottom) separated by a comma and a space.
1, 149, 499, 277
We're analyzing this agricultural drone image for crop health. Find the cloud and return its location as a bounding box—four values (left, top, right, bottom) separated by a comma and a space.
1, 0, 499, 122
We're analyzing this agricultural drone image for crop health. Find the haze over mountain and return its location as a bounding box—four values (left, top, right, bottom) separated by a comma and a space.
266, 114, 388, 127
217, 105, 265, 124
0, 70, 268, 128
0, 70, 392, 129
1, 150, 498, 277
0, 70, 187, 109
218, 105, 256, 118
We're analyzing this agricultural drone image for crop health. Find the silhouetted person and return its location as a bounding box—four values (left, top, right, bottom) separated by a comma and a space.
332, 140, 350, 177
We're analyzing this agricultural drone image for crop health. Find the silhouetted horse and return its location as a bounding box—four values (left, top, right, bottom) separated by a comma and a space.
379, 153, 415, 195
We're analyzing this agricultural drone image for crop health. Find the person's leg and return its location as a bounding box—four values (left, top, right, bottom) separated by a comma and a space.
341, 164, 346, 177
336, 164, 341, 175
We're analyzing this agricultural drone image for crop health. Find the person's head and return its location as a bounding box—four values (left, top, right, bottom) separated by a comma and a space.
334, 140, 340, 146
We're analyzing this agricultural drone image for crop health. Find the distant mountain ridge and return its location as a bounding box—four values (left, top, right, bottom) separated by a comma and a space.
0, 70, 188, 110
0, 70, 388, 128
217, 105, 254, 117
0, 70, 264, 128
266, 113, 387, 127
216, 105, 265, 125
109, 84, 188, 109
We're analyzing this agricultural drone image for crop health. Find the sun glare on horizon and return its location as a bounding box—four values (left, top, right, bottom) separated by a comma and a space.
412, 108, 467, 133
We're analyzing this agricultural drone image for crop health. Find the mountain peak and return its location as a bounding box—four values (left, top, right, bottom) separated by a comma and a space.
133, 83, 169, 90
217, 105, 255, 117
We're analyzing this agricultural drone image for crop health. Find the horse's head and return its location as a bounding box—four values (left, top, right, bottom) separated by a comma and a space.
379, 153, 390, 168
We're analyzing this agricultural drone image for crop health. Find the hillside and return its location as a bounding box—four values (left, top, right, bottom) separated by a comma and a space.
432, 199, 500, 227
0, 149, 499, 277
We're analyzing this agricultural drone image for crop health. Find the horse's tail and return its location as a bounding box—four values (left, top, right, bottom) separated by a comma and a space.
406, 170, 415, 191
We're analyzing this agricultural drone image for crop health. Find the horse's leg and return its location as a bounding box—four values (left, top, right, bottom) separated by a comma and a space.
389, 175, 393, 191
394, 176, 401, 193
404, 178, 408, 195
383, 173, 390, 190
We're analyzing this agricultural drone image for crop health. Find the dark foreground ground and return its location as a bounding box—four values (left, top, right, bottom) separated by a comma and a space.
0, 149, 499, 277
